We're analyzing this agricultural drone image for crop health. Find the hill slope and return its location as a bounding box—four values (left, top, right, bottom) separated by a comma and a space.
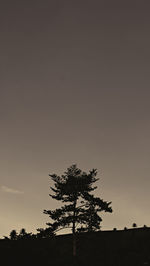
1, 228, 150, 266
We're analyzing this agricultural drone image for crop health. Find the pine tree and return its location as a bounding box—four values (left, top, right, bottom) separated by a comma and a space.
18, 228, 32, 240
9, 230, 18, 240
44, 164, 112, 257
19, 228, 26, 238
36, 227, 55, 239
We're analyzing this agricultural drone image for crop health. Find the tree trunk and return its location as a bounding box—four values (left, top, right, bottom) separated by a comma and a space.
72, 200, 77, 257
73, 233, 76, 257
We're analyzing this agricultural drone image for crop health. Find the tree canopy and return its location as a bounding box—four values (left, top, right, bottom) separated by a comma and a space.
44, 164, 112, 234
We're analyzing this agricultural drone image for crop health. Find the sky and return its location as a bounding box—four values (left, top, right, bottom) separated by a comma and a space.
0, 0, 150, 237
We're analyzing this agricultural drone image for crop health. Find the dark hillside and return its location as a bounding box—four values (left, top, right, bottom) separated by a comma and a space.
1, 227, 150, 266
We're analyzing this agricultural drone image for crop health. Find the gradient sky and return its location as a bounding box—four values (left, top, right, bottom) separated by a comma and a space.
0, 0, 150, 237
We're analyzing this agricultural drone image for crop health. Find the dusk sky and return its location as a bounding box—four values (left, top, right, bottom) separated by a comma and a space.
0, 0, 150, 237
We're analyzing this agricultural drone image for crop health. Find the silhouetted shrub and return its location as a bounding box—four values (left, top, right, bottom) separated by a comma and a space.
132, 223, 137, 228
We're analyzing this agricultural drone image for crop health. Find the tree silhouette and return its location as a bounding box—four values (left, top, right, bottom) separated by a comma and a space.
9, 229, 18, 240
19, 228, 26, 238
132, 223, 137, 228
18, 228, 32, 239
36, 227, 55, 239
44, 164, 112, 257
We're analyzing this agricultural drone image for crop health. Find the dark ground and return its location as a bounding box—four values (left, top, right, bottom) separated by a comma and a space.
1, 227, 150, 266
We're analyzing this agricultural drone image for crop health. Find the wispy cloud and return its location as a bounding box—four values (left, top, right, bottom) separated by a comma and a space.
1, 185, 24, 195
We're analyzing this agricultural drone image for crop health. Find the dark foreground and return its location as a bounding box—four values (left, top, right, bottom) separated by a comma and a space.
1, 228, 150, 266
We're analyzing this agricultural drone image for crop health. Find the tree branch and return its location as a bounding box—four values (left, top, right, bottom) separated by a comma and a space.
54, 226, 73, 233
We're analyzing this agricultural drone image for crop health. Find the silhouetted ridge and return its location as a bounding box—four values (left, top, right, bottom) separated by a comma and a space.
1, 228, 150, 266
